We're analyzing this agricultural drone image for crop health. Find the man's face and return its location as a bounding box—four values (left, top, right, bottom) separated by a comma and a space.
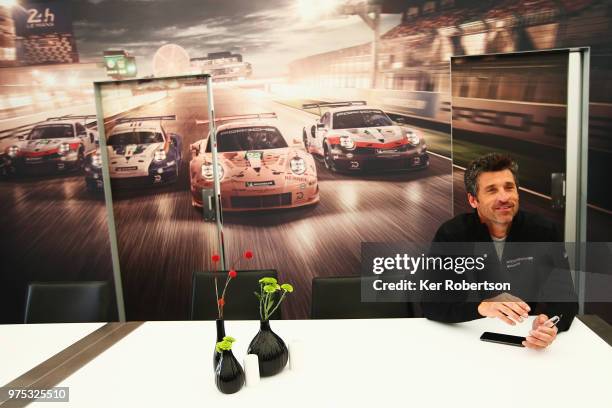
468, 169, 519, 226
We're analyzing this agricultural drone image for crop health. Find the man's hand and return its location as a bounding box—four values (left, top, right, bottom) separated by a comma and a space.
477, 293, 530, 325
522, 314, 558, 349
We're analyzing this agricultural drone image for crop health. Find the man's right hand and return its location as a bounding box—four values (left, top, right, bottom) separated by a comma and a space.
477, 293, 531, 325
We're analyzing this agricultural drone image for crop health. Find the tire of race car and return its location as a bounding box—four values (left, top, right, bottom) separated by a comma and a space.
323, 142, 336, 172
76, 148, 85, 170
302, 129, 309, 150
85, 180, 97, 192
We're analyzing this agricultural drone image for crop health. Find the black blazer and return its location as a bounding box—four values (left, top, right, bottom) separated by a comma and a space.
421, 210, 578, 331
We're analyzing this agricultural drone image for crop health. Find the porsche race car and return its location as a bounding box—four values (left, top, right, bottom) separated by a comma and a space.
190, 113, 319, 211
302, 101, 429, 172
4, 115, 98, 174
84, 115, 182, 190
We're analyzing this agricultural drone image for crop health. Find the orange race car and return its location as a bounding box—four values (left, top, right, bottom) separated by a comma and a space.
189, 113, 319, 211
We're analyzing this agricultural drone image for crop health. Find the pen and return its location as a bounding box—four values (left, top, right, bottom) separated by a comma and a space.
543, 315, 562, 327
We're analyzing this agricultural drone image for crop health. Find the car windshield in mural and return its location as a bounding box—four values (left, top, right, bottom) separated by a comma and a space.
108, 131, 165, 146
333, 110, 394, 129
29, 125, 74, 140
210, 127, 288, 152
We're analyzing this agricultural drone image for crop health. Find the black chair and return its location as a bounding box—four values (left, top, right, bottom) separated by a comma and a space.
24, 281, 111, 323
311, 276, 413, 319
191, 270, 281, 320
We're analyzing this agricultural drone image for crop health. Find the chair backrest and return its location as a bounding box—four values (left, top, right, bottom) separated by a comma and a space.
311, 276, 413, 319
25, 281, 111, 324
191, 270, 281, 320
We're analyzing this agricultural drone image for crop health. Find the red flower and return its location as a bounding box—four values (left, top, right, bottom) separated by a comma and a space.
211, 254, 220, 263
244, 250, 254, 260
218, 298, 225, 307
228, 270, 237, 279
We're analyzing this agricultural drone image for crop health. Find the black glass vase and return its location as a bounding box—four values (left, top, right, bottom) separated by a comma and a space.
215, 349, 245, 394
247, 320, 288, 377
213, 319, 225, 370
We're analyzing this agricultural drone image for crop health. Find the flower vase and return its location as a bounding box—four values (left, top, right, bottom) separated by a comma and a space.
213, 319, 225, 370
215, 349, 245, 394
247, 320, 288, 377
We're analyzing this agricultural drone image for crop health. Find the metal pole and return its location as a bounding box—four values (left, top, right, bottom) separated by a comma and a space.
94, 83, 126, 322
355, 5, 381, 89
565, 48, 589, 314
371, 7, 380, 89
206, 76, 226, 270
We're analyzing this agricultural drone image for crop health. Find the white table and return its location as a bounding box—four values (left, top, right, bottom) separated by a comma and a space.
2, 318, 610, 408
0, 323, 105, 385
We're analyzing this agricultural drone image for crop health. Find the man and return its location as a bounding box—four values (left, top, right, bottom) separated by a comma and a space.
422, 153, 578, 349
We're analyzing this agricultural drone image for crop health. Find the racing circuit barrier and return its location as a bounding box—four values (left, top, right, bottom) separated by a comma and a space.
269, 83, 612, 155
0, 91, 169, 141
269, 83, 451, 125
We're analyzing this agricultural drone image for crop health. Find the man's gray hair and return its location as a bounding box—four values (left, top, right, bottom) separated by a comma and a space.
464, 153, 519, 196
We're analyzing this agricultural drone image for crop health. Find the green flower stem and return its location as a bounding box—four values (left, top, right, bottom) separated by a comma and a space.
259, 284, 264, 320
264, 291, 273, 321
266, 291, 275, 320
267, 291, 286, 319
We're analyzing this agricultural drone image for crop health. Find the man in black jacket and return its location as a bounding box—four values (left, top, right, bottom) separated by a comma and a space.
422, 153, 578, 349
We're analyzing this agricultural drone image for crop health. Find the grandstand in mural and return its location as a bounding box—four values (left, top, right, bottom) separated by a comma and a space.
289, 0, 610, 96
191, 52, 252, 81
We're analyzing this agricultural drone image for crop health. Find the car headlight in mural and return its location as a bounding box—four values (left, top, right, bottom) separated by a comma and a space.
339, 136, 355, 150
91, 152, 103, 168
58, 142, 71, 155
85, 115, 182, 190
406, 129, 420, 146
190, 113, 319, 211
154, 149, 167, 162
201, 163, 225, 180
289, 156, 306, 175
7, 145, 20, 158
6, 115, 97, 175
302, 101, 429, 173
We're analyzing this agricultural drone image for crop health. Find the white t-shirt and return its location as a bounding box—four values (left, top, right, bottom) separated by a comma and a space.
491, 235, 506, 261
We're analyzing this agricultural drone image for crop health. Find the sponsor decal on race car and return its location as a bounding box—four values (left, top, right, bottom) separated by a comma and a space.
246, 180, 275, 187
285, 175, 308, 182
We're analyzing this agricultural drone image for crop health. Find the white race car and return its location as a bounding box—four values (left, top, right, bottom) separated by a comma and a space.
5, 115, 98, 174
84, 115, 182, 190
302, 101, 429, 172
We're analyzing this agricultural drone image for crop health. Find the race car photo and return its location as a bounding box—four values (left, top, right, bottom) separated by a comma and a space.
302, 101, 429, 172
4, 115, 98, 175
189, 113, 319, 211
84, 115, 182, 190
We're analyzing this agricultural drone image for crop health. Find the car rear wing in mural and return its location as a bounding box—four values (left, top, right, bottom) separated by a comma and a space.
47, 115, 98, 127
194, 112, 278, 126
115, 115, 177, 124
302, 100, 367, 115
